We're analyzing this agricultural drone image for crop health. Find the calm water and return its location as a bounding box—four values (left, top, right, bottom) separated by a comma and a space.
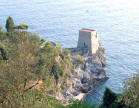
0, 0, 139, 105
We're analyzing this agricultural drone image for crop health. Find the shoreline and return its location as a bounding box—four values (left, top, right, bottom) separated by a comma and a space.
74, 76, 109, 101
56, 45, 108, 104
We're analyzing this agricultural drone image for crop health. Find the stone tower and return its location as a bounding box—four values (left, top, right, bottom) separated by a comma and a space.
77, 28, 99, 54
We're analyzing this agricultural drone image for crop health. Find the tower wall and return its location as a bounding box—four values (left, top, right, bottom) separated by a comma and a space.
91, 31, 99, 54
77, 30, 92, 49
77, 29, 99, 54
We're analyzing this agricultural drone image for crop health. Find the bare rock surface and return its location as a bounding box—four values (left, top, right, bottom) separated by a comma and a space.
56, 45, 108, 104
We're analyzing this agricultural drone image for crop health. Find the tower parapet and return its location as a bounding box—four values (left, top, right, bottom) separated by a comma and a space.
77, 28, 99, 54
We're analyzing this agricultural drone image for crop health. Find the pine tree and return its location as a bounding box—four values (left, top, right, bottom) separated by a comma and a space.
5, 16, 14, 32
102, 88, 117, 108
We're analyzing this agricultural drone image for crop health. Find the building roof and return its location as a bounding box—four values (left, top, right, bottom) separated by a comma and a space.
80, 28, 96, 32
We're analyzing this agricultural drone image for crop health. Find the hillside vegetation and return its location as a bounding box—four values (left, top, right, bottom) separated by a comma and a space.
0, 17, 74, 108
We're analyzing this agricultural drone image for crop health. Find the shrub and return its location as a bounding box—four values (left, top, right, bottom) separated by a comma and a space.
40, 38, 46, 45
67, 100, 98, 108
64, 49, 71, 55
13, 24, 29, 30
0, 26, 3, 31
0, 43, 8, 60
76, 55, 84, 63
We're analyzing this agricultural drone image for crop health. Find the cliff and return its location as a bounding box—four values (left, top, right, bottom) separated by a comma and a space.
56, 43, 108, 104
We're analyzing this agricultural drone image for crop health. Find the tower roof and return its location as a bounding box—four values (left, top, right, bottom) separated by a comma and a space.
80, 28, 96, 32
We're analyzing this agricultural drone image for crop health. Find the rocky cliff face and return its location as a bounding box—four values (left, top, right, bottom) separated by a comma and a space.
56, 44, 108, 104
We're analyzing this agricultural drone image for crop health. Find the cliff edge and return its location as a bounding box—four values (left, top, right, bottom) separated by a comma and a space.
56, 44, 108, 104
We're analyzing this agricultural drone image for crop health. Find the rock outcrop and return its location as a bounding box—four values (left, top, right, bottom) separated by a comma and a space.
56, 44, 108, 104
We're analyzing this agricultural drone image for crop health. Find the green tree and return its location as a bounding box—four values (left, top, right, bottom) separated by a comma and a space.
121, 72, 139, 108
0, 31, 40, 107
18, 24, 29, 30
101, 88, 118, 108
0, 26, 3, 31
5, 16, 14, 32
13, 25, 19, 30
13, 24, 29, 31
40, 38, 46, 45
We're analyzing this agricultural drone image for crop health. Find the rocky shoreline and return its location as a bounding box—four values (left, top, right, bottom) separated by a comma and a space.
56, 43, 108, 104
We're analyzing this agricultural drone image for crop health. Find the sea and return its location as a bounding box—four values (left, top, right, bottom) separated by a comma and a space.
0, 0, 139, 105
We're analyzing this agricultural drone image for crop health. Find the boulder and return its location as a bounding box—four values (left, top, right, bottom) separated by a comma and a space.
81, 77, 88, 84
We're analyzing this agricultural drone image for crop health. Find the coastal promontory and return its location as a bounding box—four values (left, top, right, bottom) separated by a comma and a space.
56, 28, 108, 104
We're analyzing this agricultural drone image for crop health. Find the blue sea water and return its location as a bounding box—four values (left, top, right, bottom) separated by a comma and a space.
0, 0, 139, 105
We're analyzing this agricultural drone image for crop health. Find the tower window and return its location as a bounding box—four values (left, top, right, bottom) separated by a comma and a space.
84, 42, 86, 47
96, 33, 97, 38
